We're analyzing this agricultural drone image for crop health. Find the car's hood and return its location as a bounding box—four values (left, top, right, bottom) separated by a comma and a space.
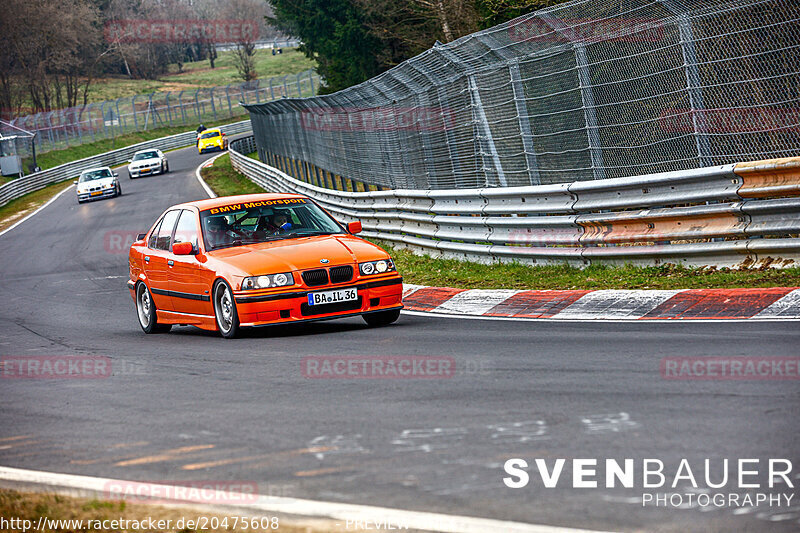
77, 177, 115, 192
130, 157, 160, 167
207, 234, 390, 276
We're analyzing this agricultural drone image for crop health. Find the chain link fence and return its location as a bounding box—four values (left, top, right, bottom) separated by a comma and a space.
245, 0, 800, 190
3, 69, 319, 161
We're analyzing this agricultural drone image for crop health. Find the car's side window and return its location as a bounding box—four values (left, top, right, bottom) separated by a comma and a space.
148, 218, 163, 249
172, 210, 199, 252
154, 210, 180, 251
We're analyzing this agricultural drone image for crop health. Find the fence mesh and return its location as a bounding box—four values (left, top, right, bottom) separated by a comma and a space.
245, 0, 800, 189
4, 69, 320, 161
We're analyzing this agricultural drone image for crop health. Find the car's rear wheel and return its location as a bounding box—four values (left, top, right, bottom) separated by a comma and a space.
136, 282, 171, 334
213, 280, 240, 339
363, 309, 401, 327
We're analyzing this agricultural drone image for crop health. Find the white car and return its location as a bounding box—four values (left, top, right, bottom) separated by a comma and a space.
127, 149, 169, 178
76, 167, 121, 203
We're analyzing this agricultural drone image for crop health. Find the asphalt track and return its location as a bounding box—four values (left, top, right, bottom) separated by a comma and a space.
0, 143, 798, 532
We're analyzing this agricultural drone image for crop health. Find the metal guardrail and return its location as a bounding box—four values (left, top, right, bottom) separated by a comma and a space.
0, 121, 252, 208
230, 136, 800, 268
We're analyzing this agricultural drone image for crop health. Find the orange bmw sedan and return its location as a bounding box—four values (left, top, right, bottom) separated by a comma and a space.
127, 194, 403, 338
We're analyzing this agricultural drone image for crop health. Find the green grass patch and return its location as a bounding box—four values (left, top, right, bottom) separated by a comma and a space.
0, 179, 74, 233
18, 49, 317, 108
0, 489, 335, 533
375, 242, 800, 290
200, 153, 265, 197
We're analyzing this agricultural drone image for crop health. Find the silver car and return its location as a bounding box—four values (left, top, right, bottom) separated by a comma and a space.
127, 149, 169, 178
76, 167, 121, 203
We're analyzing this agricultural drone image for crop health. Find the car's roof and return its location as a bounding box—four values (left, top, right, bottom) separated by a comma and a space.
81, 166, 112, 173
133, 148, 160, 154
173, 193, 309, 212
204, 128, 222, 132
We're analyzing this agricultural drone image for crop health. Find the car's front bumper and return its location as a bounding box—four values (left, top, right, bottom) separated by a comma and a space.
233, 276, 404, 327
199, 143, 224, 154
129, 163, 162, 177
77, 188, 116, 201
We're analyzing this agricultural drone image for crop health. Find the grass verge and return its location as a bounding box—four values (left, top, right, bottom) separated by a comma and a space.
200, 153, 264, 197
0, 489, 352, 533
0, 180, 73, 234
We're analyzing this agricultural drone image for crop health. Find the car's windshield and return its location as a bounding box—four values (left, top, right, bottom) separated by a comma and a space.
200, 198, 344, 251
79, 169, 113, 182
132, 151, 159, 161
200, 131, 220, 139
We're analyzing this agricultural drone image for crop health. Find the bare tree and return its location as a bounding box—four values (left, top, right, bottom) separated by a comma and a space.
222, 0, 268, 82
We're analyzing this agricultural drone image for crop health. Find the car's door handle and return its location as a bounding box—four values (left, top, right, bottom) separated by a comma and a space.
144, 256, 150, 263
167, 260, 174, 266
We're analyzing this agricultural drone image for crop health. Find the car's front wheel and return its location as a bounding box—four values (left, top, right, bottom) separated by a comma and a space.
164, 161, 169, 173
213, 280, 240, 339
115, 183, 122, 197
136, 282, 171, 334
363, 309, 401, 327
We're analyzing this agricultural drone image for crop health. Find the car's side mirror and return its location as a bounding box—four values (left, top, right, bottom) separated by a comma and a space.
126, 159, 132, 163
72, 180, 78, 185
137, 233, 147, 241
172, 242, 195, 255
113, 172, 119, 177
347, 221, 362, 234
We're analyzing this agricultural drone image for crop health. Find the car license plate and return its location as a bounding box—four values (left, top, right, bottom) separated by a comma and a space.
90, 191, 102, 196
141, 168, 150, 172
308, 288, 357, 306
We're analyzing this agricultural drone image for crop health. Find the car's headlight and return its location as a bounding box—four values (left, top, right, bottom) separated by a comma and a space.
241, 272, 295, 290
359, 259, 395, 276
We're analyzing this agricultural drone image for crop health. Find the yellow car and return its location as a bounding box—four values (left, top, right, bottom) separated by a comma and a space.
197, 128, 228, 154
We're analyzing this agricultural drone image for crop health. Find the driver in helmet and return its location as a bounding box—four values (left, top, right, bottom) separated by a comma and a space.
205, 216, 234, 249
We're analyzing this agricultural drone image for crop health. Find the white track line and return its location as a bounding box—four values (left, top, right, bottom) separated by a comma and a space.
0, 184, 74, 239
195, 152, 227, 198
0, 466, 613, 533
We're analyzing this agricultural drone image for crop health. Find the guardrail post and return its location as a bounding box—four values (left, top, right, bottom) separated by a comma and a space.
283, 76, 289, 98
656, 0, 712, 167
166, 92, 173, 126
209, 88, 217, 121
538, 13, 606, 180
509, 61, 542, 186
132, 95, 139, 130
308, 70, 315, 96
296, 73, 303, 97
468, 75, 507, 187
178, 91, 187, 125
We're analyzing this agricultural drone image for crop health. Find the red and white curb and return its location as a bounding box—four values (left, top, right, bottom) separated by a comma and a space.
401, 284, 800, 320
